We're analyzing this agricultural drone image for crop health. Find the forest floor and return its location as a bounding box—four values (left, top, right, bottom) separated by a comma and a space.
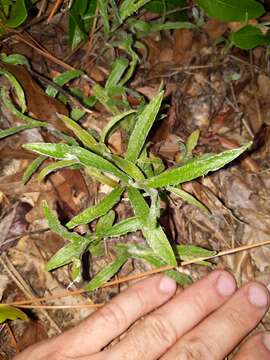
1, 3, 270, 359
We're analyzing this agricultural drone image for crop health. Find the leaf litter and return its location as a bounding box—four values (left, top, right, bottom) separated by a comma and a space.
1, 1, 270, 358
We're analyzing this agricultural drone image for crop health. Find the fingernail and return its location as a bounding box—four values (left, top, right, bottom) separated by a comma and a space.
262, 333, 270, 352
216, 273, 236, 296
158, 276, 176, 294
248, 284, 269, 308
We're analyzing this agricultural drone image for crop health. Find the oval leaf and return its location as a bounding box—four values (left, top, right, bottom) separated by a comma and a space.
5, 0, 28, 28
231, 25, 270, 49
196, 0, 265, 22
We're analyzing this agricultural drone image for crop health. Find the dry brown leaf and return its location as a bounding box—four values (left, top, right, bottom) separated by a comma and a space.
173, 29, 194, 64
0, 275, 9, 301
257, 74, 270, 101
203, 19, 228, 40
228, 19, 258, 32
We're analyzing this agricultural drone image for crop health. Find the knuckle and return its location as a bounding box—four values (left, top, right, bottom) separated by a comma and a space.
144, 313, 178, 348
132, 286, 149, 312
227, 307, 247, 329
176, 336, 214, 360
192, 292, 208, 318
98, 301, 128, 329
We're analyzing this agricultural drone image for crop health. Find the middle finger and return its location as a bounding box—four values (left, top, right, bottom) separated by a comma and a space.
105, 270, 236, 360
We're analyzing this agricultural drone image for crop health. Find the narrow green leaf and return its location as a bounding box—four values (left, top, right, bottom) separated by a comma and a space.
71, 107, 85, 121
137, 147, 154, 178
151, 21, 196, 32
83, 0, 98, 31
71, 258, 82, 282
45, 240, 90, 271
119, 0, 151, 22
186, 129, 200, 156
106, 58, 129, 89
0, 124, 45, 139
98, 0, 110, 34
0, 305, 28, 323
127, 187, 149, 227
23, 143, 130, 183
126, 90, 163, 162
129, 19, 195, 33
145, 143, 251, 188
127, 187, 176, 266
92, 83, 119, 114
46, 70, 83, 97
58, 114, 98, 150
101, 217, 140, 237
66, 187, 124, 229
38, 160, 79, 182
84, 252, 128, 291
175, 244, 216, 259
90, 240, 105, 257
196, 0, 265, 22
117, 243, 191, 285
84, 166, 119, 188
43, 201, 89, 243
96, 210, 115, 235
0, 68, 26, 112
68, 0, 88, 49
111, 154, 145, 181
149, 153, 165, 175
22, 155, 46, 184
100, 110, 136, 143
175, 244, 216, 266
168, 186, 210, 214
143, 226, 176, 266
0, 87, 47, 125
231, 25, 270, 49
0, 53, 29, 67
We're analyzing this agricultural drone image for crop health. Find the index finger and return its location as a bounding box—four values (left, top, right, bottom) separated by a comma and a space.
53, 274, 177, 358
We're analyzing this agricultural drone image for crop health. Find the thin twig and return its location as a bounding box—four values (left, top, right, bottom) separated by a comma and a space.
0, 254, 61, 334
27, 68, 93, 113
7, 238, 270, 307
47, 0, 63, 23
5, 323, 17, 351
14, 33, 75, 71
0, 228, 50, 249
16, 303, 103, 310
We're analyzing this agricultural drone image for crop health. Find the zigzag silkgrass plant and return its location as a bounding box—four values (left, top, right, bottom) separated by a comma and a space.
21, 89, 251, 291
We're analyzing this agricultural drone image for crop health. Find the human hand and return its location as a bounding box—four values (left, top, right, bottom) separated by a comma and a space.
14, 270, 270, 360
